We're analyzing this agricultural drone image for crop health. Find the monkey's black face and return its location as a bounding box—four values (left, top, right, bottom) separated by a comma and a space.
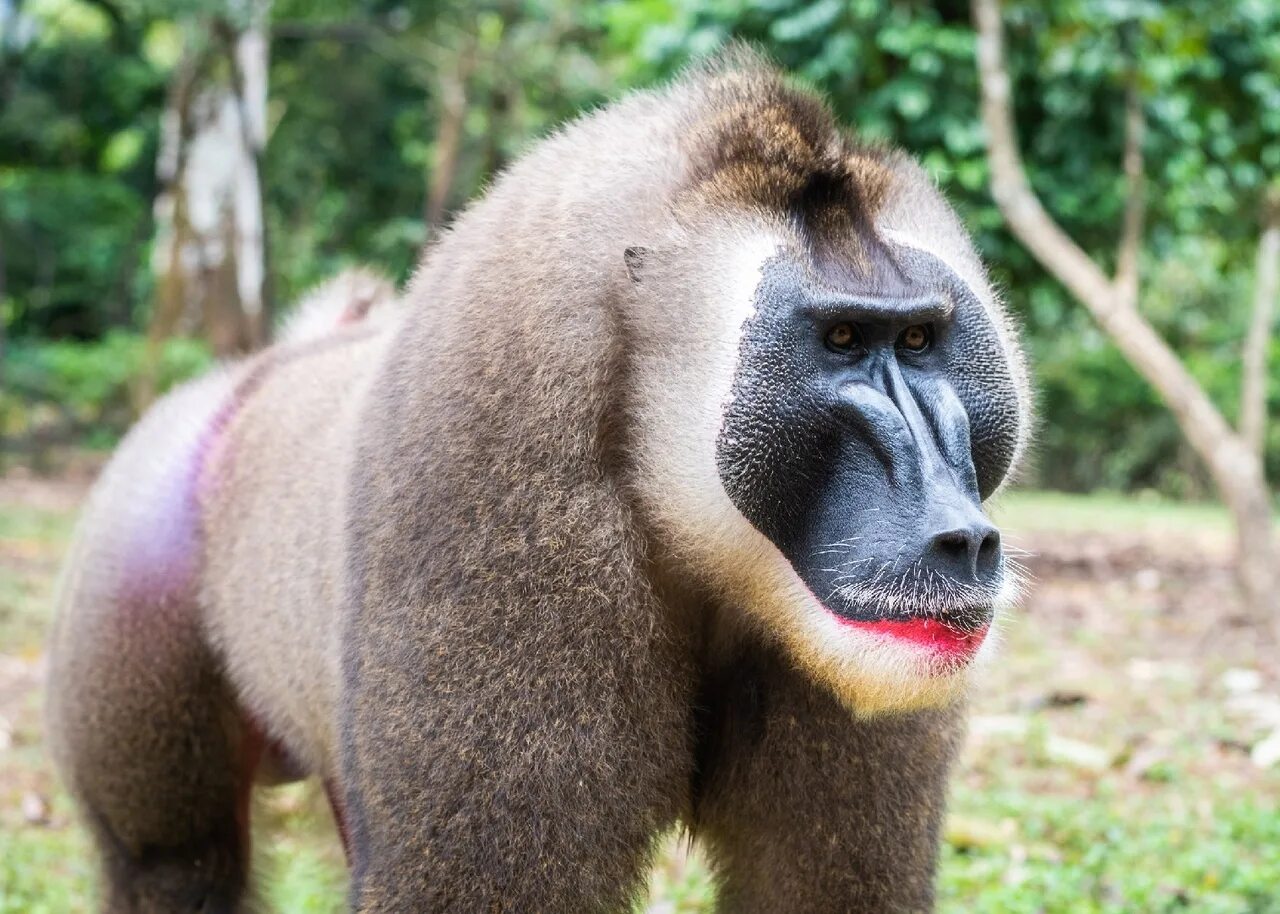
716, 251, 1020, 667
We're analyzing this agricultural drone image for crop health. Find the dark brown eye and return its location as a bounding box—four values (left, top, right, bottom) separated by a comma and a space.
825, 323, 858, 352
898, 324, 931, 352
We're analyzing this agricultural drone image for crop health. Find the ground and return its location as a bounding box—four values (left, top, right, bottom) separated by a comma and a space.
0, 474, 1277, 913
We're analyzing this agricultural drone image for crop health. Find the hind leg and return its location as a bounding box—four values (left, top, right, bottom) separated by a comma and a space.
47, 598, 254, 914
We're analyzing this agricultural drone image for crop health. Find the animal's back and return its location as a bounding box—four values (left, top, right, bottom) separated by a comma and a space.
198, 325, 398, 778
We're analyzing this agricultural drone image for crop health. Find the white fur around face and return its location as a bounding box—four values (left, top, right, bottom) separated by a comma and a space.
630, 223, 1002, 717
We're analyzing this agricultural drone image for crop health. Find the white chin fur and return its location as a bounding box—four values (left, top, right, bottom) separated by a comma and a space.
717, 528, 1005, 718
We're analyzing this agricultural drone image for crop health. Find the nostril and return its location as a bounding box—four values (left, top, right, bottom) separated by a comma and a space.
933, 530, 970, 557
928, 524, 1001, 580
976, 528, 1001, 572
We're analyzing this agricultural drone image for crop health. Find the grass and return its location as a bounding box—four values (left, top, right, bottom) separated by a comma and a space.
0, 497, 76, 650
992, 489, 1240, 536
1, 481, 1277, 912
940, 786, 1280, 913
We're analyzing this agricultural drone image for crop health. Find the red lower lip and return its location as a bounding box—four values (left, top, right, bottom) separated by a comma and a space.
842, 617, 988, 657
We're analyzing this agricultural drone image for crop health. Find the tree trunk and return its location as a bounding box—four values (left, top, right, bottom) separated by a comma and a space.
972, 0, 1278, 622
226, 5, 271, 346
148, 6, 272, 377
1242, 194, 1279, 457
424, 39, 478, 234
149, 28, 206, 345
0, 223, 7, 365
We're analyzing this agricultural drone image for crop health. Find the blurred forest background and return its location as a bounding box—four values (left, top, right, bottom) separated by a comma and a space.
4, 0, 1279, 497
2, 0, 1280, 911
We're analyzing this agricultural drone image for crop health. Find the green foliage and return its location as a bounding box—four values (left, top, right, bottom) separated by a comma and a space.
1, 333, 212, 454
261, 0, 618, 307
0, 0, 166, 338
9, 332, 207, 411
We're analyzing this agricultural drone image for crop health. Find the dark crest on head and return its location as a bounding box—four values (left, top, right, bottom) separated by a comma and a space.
677, 54, 898, 285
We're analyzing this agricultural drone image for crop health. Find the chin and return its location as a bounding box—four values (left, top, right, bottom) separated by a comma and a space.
794, 608, 987, 717
737, 547, 1012, 718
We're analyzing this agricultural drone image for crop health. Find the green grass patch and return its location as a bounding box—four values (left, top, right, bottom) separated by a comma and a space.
0, 501, 77, 549
941, 777, 1280, 914
0, 500, 75, 651
993, 489, 1238, 536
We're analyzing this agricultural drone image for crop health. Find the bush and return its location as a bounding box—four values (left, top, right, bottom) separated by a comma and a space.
0, 332, 212, 462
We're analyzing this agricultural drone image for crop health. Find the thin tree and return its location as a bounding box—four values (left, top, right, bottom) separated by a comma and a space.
149, 2, 272, 367
424, 34, 478, 234
972, 0, 1278, 620
1243, 191, 1279, 459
